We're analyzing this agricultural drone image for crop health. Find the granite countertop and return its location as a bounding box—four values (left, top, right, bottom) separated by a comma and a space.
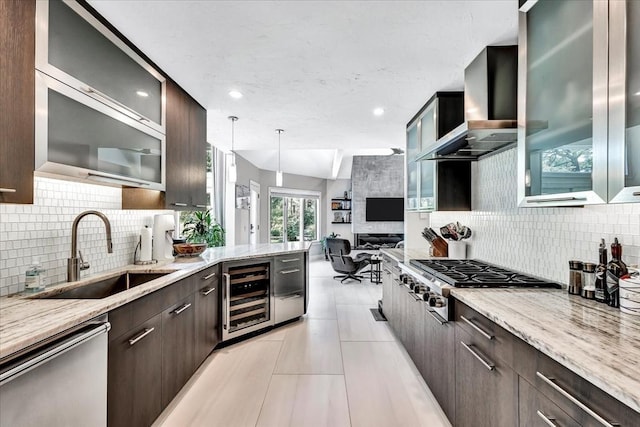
450, 288, 640, 414
0, 242, 311, 360
380, 247, 431, 263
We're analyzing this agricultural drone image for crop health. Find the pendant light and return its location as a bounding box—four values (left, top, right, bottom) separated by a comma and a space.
228, 116, 238, 183
275, 129, 284, 187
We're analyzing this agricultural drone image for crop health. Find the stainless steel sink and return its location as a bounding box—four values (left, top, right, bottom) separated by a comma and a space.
33, 272, 173, 299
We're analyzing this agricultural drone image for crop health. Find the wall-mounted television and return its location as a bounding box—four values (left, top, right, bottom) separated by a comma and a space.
365, 197, 404, 222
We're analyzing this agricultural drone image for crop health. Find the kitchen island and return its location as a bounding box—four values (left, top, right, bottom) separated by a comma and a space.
0, 242, 311, 359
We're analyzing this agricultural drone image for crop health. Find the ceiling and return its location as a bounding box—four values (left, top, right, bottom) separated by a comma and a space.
88, 0, 518, 179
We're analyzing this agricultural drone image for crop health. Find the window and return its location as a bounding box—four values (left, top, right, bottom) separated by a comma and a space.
269, 188, 320, 243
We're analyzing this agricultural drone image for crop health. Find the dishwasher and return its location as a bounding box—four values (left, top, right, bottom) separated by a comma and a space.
0, 315, 110, 427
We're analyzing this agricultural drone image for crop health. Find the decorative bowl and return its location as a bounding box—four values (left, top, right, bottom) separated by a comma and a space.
173, 243, 207, 257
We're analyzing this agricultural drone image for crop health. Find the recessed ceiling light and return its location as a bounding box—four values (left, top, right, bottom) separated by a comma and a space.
229, 90, 243, 99
373, 107, 384, 116
136, 91, 149, 97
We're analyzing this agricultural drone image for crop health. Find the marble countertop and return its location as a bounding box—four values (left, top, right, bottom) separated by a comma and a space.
450, 288, 640, 414
0, 242, 310, 360
379, 247, 431, 263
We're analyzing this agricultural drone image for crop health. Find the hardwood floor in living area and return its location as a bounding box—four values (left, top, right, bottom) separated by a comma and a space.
152, 257, 451, 427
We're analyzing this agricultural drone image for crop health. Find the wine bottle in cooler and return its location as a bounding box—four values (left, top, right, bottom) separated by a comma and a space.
594, 239, 608, 304
606, 238, 628, 308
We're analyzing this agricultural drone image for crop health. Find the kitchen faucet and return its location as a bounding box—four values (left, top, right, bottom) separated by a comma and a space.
67, 210, 113, 282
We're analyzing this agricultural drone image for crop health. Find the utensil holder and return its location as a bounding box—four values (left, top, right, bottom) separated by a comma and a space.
448, 241, 466, 259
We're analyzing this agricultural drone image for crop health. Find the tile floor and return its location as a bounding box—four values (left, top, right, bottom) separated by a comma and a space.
152, 257, 451, 427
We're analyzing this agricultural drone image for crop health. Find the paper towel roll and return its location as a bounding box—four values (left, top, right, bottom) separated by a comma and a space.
140, 226, 153, 262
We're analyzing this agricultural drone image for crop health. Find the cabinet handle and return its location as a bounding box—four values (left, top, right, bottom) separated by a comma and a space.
87, 172, 150, 186
202, 272, 217, 280
172, 303, 192, 315
280, 258, 300, 263
280, 268, 301, 275
536, 410, 558, 427
409, 292, 422, 301
526, 197, 587, 203
193, 204, 207, 208
633, 192, 640, 197
128, 327, 155, 346
171, 202, 188, 207
426, 309, 447, 325
535, 372, 619, 427
201, 287, 215, 296
0, 188, 17, 193
281, 293, 302, 300
223, 273, 230, 330
460, 341, 495, 371
460, 315, 494, 340
81, 85, 151, 123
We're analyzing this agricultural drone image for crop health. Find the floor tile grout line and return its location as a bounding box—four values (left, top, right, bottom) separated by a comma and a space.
254, 338, 285, 427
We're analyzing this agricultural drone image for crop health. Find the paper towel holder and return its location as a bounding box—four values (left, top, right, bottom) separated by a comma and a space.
133, 233, 158, 265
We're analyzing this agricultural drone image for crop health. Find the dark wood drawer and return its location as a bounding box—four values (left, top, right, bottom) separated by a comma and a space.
109, 276, 195, 341
527, 350, 640, 426
454, 300, 516, 366
519, 376, 580, 427
192, 265, 220, 292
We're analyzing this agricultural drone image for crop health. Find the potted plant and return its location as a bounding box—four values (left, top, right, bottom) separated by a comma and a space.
321, 232, 340, 260
181, 210, 225, 247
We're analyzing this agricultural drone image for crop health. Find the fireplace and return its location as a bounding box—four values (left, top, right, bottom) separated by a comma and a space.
354, 233, 404, 250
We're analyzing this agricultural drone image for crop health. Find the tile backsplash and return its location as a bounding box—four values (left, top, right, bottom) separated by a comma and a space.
429, 148, 640, 286
0, 177, 172, 296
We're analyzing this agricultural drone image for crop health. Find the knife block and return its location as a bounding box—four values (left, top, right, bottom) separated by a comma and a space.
430, 237, 448, 258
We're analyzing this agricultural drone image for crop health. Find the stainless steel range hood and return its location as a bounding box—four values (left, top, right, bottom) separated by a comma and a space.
418, 46, 527, 161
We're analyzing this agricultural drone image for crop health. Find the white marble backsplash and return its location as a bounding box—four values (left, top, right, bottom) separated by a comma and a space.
430, 148, 640, 286
0, 177, 172, 296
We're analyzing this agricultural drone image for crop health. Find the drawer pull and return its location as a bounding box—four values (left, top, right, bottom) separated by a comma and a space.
460, 315, 494, 340
281, 293, 302, 300
193, 204, 207, 208
536, 410, 558, 427
202, 272, 217, 280
535, 372, 619, 427
128, 327, 155, 346
171, 202, 188, 207
526, 197, 587, 203
409, 292, 422, 302
172, 303, 192, 315
201, 287, 215, 296
426, 309, 446, 325
0, 188, 17, 193
280, 268, 301, 275
280, 258, 300, 263
633, 191, 640, 196
460, 341, 495, 371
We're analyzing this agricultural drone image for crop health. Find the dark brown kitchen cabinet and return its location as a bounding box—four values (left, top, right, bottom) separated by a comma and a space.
123, 80, 207, 210
455, 326, 518, 427
519, 376, 581, 427
422, 307, 455, 422
194, 265, 220, 368
0, 0, 34, 204
161, 293, 196, 407
108, 314, 162, 427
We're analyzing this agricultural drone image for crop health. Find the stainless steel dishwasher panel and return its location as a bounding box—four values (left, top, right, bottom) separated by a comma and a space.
274, 254, 305, 324
0, 319, 110, 427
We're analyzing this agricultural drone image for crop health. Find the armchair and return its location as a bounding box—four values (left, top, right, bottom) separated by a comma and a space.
326, 238, 372, 283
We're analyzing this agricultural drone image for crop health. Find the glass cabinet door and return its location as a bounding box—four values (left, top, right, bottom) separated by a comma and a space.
406, 124, 419, 210
419, 105, 436, 210
608, 1, 640, 203
37, 0, 165, 133
518, 0, 608, 206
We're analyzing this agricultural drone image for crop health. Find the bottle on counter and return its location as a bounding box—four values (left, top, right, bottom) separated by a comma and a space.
594, 239, 608, 304
581, 262, 596, 299
606, 238, 628, 308
24, 257, 47, 292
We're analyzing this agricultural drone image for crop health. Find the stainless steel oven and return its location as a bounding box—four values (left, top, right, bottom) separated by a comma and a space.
221, 259, 274, 341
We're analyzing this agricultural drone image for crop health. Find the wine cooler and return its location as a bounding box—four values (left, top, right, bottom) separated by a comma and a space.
222, 260, 274, 341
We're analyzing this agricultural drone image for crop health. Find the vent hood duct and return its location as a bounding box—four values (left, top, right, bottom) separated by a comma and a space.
419, 45, 524, 161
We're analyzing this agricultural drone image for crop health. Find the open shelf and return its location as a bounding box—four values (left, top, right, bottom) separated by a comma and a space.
332, 221, 351, 224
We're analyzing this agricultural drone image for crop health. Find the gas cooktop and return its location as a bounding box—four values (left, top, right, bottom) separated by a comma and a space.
409, 259, 561, 288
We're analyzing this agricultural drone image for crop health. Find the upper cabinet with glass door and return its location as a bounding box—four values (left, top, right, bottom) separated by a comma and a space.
609, 1, 640, 203
406, 92, 464, 212
517, 0, 608, 206
36, 0, 165, 134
